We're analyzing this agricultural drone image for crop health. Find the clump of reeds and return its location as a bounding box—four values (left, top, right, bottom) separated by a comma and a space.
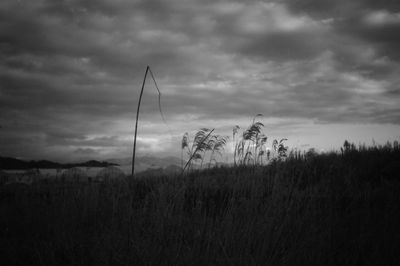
181, 128, 228, 173
233, 114, 288, 166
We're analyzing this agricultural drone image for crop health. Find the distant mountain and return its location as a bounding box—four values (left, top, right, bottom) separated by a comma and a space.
107, 155, 182, 174
136, 164, 182, 177
108, 156, 231, 176
108, 156, 181, 166
0, 156, 118, 170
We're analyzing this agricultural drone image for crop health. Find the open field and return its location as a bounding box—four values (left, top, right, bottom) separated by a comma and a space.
1, 144, 400, 265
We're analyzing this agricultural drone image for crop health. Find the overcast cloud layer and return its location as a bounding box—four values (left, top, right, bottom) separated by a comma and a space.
1, 0, 400, 162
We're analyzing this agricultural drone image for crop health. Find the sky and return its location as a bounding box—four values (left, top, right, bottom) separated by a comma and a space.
1, 0, 400, 162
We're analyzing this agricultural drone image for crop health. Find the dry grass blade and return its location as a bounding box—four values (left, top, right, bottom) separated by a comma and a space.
132, 66, 170, 177
132, 66, 150, 177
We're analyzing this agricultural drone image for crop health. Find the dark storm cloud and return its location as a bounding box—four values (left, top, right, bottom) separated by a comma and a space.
281, 0, 400, 61
281, 0, 400, 17
234, 31, 325, 61
339, 15, 400, 61
1, 0, 399, 160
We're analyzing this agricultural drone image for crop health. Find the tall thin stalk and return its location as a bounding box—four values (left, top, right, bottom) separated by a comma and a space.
132, 66, 149, 177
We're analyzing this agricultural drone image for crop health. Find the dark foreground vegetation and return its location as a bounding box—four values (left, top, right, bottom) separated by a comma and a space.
1, 143, 400, 265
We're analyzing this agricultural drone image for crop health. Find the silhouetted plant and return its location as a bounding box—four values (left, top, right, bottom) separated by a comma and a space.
341, 139, 356, 155
234, 114, 264, 165
181, 132, 189, 169
273, 138, 288, 159
233, 114, 287, 165
181, 128, 227, 173
208, 134, 228, 168
256, 133, 268, 165
233, 125, 240, 166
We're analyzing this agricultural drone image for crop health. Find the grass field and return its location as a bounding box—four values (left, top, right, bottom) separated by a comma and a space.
1, 143, 400, 265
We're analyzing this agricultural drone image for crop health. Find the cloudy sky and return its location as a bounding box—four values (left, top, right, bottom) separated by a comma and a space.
1, 0, 400, 162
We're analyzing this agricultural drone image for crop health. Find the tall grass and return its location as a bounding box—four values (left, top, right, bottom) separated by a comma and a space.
1, 142, 400, 265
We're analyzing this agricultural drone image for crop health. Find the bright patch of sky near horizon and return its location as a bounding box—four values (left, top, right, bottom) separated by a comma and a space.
0, 0, 399, 162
